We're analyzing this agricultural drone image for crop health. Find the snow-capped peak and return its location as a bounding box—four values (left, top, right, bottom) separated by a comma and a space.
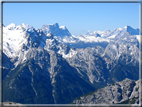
60, 26, 66, 30
117, 28, 123, 30
21, 23, 34, 32
6, 23, 16, 30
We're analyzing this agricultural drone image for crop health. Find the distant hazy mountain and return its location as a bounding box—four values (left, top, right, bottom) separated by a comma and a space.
59, 24, 139, 48
2, 23, 140, 104
41, 23, 71, 38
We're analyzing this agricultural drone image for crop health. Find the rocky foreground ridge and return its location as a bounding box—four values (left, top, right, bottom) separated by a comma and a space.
72, 78, 141, 105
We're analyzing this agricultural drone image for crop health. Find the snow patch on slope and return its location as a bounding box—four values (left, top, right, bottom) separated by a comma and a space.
58, 48, 77, 58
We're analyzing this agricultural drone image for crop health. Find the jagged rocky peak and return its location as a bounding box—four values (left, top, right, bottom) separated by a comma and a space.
42, 23, 59, 29
41, 23, 71, 38
53, 22, 59, 28
124, 25, 139, 35
124, 25, 134, 32
124, 25, 131, 29
124, 25, 136, 31
41, 23, 59, 31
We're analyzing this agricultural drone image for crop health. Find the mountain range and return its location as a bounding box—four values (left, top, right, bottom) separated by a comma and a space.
1, 23, 140, 104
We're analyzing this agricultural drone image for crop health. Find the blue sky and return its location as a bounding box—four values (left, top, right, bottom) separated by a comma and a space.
3, 3, 139, 35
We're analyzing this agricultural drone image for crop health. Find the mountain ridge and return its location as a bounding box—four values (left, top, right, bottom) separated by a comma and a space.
72, 78, 141, 104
